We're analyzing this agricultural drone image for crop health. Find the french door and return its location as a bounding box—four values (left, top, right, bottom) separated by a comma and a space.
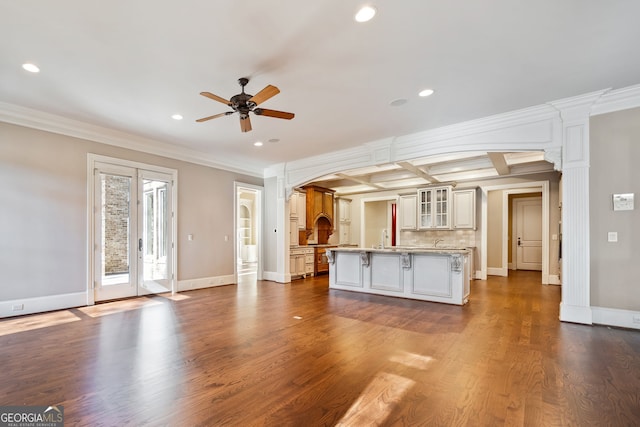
93, 161, 174, 301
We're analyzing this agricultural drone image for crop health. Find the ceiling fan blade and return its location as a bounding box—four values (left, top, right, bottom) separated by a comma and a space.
240, 116, 252, 132
195, 112, 233, 122
254, 108, 295, 120
200, 91, 231, 105
248, 85, 280, 106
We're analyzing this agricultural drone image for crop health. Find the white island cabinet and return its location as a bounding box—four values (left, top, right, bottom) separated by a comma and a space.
327, 247, 470, 305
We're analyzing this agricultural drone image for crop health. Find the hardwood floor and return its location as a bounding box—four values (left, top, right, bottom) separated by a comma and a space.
1, 271, 639, 426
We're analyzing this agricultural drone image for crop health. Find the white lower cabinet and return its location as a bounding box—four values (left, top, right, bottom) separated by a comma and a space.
290, 247, 314, 279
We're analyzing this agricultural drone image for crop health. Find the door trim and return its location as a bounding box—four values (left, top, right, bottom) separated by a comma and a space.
480, 181, 549, 284
87, 154, 178, 305
234, 182, 264, 281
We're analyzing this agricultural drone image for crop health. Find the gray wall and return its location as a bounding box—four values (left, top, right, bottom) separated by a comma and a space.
263, 176, 278, 274
0, 122, 262, 301
590, 107, 640, 310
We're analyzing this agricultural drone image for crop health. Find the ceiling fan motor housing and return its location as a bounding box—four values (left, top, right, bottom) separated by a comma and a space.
230, 93, 255, 118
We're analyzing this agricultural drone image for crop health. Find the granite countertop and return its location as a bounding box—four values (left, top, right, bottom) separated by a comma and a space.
329, 246, 470, 254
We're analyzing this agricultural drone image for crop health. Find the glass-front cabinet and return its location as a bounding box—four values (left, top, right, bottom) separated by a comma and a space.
418, 186, 451, 229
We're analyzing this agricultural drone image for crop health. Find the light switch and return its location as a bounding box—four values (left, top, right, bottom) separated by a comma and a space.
188, 234, 193, 241
607, 232, 618, 242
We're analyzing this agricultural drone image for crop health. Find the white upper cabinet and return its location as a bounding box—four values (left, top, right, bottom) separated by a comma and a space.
290, 219, 299, 246
290, 192, 299, 218
339, 222, 351, 245
399, 194, 417, 230
452, 189, 476, 230
337, 198, 352, 222
289, 191, 306, 230
418, 186, 451, 229
337, 198, 352, 244
297, 191, 306, 229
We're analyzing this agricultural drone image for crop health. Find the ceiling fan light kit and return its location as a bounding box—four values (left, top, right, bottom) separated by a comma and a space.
197, 77, 295, 132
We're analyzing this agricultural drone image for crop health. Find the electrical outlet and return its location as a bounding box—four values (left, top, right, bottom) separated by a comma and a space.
632, 315, 640, 324
12, 304, 24, 311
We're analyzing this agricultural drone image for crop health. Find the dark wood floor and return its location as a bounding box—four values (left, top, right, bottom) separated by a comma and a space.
1, 271, 639, 426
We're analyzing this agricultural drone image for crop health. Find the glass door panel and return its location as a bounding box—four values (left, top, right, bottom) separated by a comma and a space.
138, 171, 172, 295
94, 164, 137, 301
93, 163, 173, 301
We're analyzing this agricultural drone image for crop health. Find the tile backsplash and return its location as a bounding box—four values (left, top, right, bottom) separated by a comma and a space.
398, 229, 476, 248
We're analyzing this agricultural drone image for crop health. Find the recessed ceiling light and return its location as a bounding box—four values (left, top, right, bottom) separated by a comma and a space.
419, 89, 435, 97
22, 63, 40, 73
254, 141, 263, 147
389, 98, 408, 107
171, 114, 183, 120
355, 5, 376, 22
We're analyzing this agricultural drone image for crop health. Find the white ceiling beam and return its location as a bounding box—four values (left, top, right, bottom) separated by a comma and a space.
335, 173, 385, 190
487, 152, 511, 175
396, 161, 440, 183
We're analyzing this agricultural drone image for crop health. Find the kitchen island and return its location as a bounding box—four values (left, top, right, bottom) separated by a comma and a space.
327, 247, 470, 305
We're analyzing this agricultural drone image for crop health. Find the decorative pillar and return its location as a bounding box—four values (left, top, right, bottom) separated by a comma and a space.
550, 90, 606, 324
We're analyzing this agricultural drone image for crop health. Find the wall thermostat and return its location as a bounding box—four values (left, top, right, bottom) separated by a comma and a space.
613, 193, 634, 211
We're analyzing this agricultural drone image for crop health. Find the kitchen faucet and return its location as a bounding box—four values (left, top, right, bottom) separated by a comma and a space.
381, 229, 388, 249
433, 238, 444, 248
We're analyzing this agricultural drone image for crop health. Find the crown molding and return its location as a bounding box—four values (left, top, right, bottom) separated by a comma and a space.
548, 89, 609, 122
0, 102, 264, 178
591, 83, 640, 116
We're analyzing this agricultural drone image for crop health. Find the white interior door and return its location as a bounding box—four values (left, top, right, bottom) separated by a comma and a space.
93, 162, 173, 301
514, 197, 542, 271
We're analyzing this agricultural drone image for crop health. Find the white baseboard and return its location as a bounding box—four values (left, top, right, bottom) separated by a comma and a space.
548, 274, 561, 285
263, 271, 290, 283
508, 263, 515, 270
0, 292, 87, 318
592, 306, 640, 330
560, 303, 593, 325
177, 275, 236, 292
487, 267, 508, 277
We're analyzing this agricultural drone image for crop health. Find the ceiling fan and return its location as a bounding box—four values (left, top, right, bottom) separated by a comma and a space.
196, 77, 295, 132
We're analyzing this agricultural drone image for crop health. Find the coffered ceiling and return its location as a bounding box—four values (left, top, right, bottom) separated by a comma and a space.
1, 1, 639, 177
308, 151, 555, 194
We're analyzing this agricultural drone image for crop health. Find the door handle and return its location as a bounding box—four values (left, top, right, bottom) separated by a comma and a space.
517, 237, 521, 246
139, 238, 143, 251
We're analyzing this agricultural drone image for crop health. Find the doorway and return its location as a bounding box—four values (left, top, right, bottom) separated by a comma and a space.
235, 183, 263, 282
480, 181, 550, 284
361, 197, 397, 248
89, 156, 177, 302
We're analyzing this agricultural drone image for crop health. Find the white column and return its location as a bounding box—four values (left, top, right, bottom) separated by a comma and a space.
276, 177, 290, 283
550, 90, 605, 324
